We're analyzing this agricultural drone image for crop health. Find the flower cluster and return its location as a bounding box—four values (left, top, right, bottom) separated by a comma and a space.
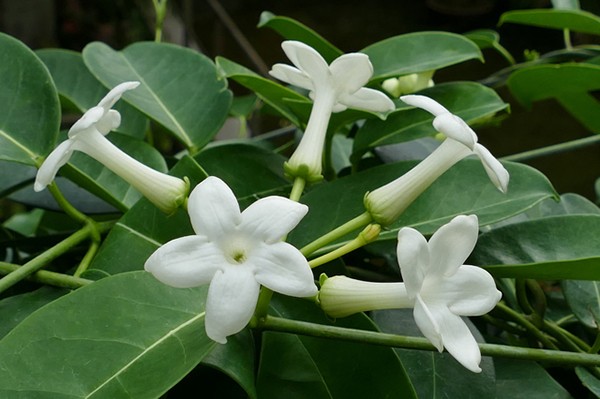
36, 41, 507, 373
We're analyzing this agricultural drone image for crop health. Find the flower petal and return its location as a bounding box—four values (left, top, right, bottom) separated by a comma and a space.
239, 196, 308, 244
396, 227, 430, 298
474, 144, 509, 193
400, 94, 449, 116
428, 215, 479, 278
97, 81, 140, 111
437, 265, 502, 316
413, 294, 443, 351
338, 87, 395, 113
329, 53, 373, 94
95, 109, 122, 135
252, 241, 317, 297
144, 236, 223, 288
187, 177, 241, 240
269, 64, 313, 91
68, 106, 105, 138
34, 139, 76, 192
432, 113, 476, 149
205, 267, 260, 344
431, 303, 483, 373
281, 41, 329, 87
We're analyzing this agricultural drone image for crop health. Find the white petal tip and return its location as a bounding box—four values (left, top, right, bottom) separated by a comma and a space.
33, 182, 45, 192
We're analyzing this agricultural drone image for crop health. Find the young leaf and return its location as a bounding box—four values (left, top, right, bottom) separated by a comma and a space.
83, 42, 232, 152
0, 33, 60, 166
0, 271, 216, 398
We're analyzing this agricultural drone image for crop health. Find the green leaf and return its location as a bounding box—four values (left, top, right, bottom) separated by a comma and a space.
507, 64, 600, 132
352, 82, 508, 161
36, 49, 148, 138
83, 41, 232, 151
495, 358, 572, 398
0, 33, 60, 166
472, 215, 600, 280
258, 11, 343, 63
0, 161, 36, 198
0, 286, 69, 339
563, 280, 600, 327
289, 159, 556, 250
216, 56, 310, 126
195, 142, 290, 207
88, 156, 206, 275
257, 295, 416, 398
361, 32, 482, 81
464, 29, 515, 65
0, 271, 216, 398
500, 9, 600, 35
576, 367, 600, 397
371, 309, 495, 399
60, 133, 171, 212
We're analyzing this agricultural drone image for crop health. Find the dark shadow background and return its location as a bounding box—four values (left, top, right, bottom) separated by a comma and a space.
1, 0, 599, 199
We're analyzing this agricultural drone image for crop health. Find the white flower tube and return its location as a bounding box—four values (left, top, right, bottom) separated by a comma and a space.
270, 41, 395, 181
34, 81, 188, 214
319, 215, 502, 373
364, 95, 509, 226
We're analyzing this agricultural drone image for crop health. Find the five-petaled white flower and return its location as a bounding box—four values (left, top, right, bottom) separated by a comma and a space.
34, 81, 188, 214
270, 40, 395, 181
144, 176, 318, 344
364, 94, 509, 225
319, 215, 501, 372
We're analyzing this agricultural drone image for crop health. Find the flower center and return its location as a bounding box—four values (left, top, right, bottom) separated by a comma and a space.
231, 250, 247, 264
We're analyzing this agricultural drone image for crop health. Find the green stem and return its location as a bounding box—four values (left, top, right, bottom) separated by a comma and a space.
309, 224, 380, 269
73, 238, 100, 277
48, 183, 89, 224
289, 177, 306, 202
492, 42, 516, 65
543, 321, 591, 352
501, 135, 600, 162
563, 28, 573, 50
257, 315, 600, 367
152, 0, 168, 42
300, 212, 373, 257
589, 331, 600, 354
0, 221, 113, 294
495, 302, 559, 350
0, 262, 92, 289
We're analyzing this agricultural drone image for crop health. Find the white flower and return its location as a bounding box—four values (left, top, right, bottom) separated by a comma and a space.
364, 94, 509, 225
270, 40, 395, 181
319, 215, 501, 373
381, 70, 434, 98
144, 176, 317, 344
397, 215, 501, 372
34, 81, 188, 214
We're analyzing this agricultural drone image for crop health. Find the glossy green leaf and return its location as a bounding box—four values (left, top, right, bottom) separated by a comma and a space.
500, 9, 600, 35
88, 156, 206, 275
371, 309, 495, 399
352, 82, 508, 161
464, 29, 515, 65
289, 159, 556, 251
507, 64, 600, 132
473, 215, 600, 280
257, 295, 416, 398
202, 329, 257, 399
0, 33, 60, 166
195, 142, 290, 207
0, 286, 69, 339
0, 271, 216, 398
361, 32, 482, 81
495, 358, 572, 398
59, 133, 170, 212
36, 49, 148, 138
258, 11, 343, 63
83, 41, 232, 151
216, 56, 310, 126
563, 280, 600, 327
0, 161, 36, 198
